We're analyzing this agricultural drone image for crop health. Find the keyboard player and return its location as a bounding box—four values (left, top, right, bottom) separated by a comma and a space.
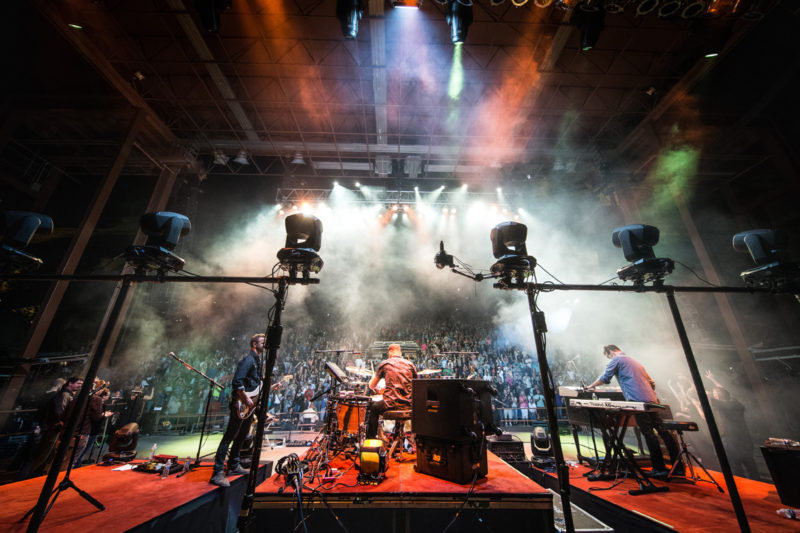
586, 344, 682, 480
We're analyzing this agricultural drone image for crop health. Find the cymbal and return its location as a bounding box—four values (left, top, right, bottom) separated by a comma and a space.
347, 381, 369, 386
418, 368, 441, 376
345, 366, 373, 378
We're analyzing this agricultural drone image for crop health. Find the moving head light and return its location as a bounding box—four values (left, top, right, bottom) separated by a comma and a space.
124, 212, 191, 273
733, 229, 800, 292
1, 211, 54, 273
611, 224, 673, 285
490, 221, 536, 287
277, 213, 324, 277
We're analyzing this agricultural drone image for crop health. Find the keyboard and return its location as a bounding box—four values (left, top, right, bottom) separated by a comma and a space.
569, 399, 666, 412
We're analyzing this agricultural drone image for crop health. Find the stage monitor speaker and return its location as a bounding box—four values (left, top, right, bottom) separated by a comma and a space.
761, 442, 800, 507
412, 379, 495, 441
487, 434, 526, 463
415, 435, 487, 484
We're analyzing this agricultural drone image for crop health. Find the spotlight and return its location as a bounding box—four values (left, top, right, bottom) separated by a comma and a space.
605, 0, 627, 13
636, 0, 659, 15
446, 0, 473, 45
277, 213, 324, 277
195, 0, 231, 33
611, 224, 674, 285
213, 150, 228, 165
392, 0, 422, 6
732, 229, 800, 291
490, 221, 536, 286
337, 0, 364, 40
573, 6, 606, 51
681, 0, 706, 18
657, 0, 681, 16
0, 211, 54, 273
232, 150, 249, 165
124, 212, 191, 274
291, 153, 306, 165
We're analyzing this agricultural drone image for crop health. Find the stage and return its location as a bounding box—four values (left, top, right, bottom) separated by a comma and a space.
0, 460, 271, 533
253, 450, 556, 532
526, 461, 797, 533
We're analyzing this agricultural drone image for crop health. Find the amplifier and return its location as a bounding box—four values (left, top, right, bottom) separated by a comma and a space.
415, 435, 488, 484
486, 434, 526, 463
412, 379, 495, 441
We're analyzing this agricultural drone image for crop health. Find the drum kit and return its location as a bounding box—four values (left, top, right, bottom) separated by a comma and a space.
319, 363, 442, 455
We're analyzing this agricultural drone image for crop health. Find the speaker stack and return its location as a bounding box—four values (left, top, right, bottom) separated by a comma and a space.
411, 379, 498, 484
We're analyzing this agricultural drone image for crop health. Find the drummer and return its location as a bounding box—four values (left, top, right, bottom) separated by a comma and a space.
365, 344, 417, 439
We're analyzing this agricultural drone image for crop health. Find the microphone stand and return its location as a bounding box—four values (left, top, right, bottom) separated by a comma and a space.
166, 351, 224, 476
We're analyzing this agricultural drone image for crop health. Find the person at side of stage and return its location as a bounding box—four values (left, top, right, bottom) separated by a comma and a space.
73, 380, 113, 468
28, 376, 84, 477
365, 343, 418, 439
210, 333, 264, 487
586, 344, 683, 480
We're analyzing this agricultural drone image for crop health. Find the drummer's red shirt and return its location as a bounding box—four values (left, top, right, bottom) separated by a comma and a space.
376, 357, 418, 409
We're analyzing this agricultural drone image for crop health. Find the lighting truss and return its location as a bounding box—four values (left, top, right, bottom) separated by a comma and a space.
276, 188, 518, 209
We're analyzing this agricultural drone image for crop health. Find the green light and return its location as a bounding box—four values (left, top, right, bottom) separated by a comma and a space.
68, 23, 83, 29
448, 45, 464, 100
704, 52, 719, 58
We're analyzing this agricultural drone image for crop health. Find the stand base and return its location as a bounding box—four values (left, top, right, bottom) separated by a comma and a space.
629, 483, 670, 496
24, 478, 105, 522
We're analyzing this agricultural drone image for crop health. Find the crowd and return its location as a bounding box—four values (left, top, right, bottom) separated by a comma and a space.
111, 317, 603, 429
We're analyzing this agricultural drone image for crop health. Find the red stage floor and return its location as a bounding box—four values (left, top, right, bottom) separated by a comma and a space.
255, 450, 551, 502
253, 451, 555, 532
541, 463, 799, 532
0, 462, 250, 532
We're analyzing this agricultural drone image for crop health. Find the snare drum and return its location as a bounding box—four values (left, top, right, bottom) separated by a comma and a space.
335, 398, 368, 437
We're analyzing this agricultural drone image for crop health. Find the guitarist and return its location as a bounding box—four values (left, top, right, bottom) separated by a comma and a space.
210, 333, 264, 487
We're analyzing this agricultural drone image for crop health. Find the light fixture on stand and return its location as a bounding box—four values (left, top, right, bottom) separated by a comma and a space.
733, 229, 800, 296
433, 222, 577, 533
0, 211, 54, 274
611, 224, 674, 286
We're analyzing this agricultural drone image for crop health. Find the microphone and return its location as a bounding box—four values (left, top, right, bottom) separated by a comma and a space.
434, 241, 454, 269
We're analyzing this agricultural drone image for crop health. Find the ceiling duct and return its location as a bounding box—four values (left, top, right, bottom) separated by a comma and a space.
374, 155, 392, 177
404, 155, 422, 179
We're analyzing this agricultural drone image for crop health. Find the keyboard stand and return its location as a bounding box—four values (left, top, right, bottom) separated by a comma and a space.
586, 408, 670, 496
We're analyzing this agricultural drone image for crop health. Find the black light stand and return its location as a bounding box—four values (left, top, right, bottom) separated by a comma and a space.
238, 277, 287, 532
522, 287, 576, 533
166, 351, 225, 476
24, 277, 133, 532
664, 290, 749, 532
23, 386, 106, 524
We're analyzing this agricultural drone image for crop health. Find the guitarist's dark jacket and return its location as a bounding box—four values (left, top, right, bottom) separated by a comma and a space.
231, 350, 262, 405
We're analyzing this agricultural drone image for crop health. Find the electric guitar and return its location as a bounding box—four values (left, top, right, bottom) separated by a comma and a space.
236, 374, 292, 420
